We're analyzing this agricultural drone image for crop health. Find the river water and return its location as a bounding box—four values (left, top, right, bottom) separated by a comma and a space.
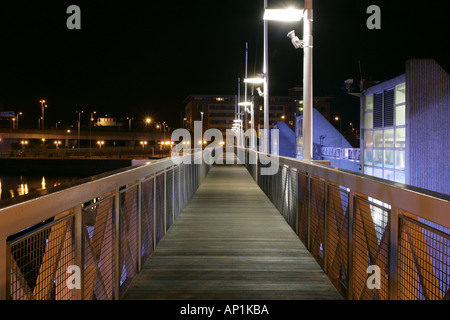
0, 175, 79, 200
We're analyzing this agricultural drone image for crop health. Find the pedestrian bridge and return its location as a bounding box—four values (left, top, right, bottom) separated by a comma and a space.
0, 149, 448, 300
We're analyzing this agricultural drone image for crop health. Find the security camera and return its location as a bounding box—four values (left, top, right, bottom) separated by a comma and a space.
344, 79, 354, 92
256, 87, 264, 97
287, 30, 304, 49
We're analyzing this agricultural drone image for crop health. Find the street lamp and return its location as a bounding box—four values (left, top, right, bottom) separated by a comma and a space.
140, 141, 148, 150
76, 110, 84, 149
127, 117, 134, 131
263, 3, 312, 160
16, 112, 22, 129
261, 5, 303, 154
334, 116, 342, 134
90, 111, 96, 157
97, 140, 105, 148
145, 117, 151, 129
39, 100, 46, 129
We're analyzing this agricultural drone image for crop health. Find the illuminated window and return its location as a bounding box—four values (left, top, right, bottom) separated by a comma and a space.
395, 83, 406, 104
365, 131, 373, 148
395, 105, 405, 126
395, 128, 406, 148
384, 129, 394, 148
365, 95, 373, 111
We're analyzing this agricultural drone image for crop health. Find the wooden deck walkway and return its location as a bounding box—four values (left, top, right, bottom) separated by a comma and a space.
122, 164, 342, 300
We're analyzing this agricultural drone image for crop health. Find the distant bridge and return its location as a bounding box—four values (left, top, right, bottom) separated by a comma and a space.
0, 128, 167, 142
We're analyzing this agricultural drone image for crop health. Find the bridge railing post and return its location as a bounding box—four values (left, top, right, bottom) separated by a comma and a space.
75, 204, 84, 300
114, 188, 121, 300
388, 206, 399, 300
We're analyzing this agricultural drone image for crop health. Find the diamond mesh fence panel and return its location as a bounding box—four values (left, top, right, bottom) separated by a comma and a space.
155, 172, 165, 246
326, 184, 350, 297
398, 215, 450, 300
310, 177, 326, 267
297, 171, 309, 246
352, 196, 390, 300
141, 177, 155, 263
165, 169, 174, 232
8, 213, 75, 300
119, 184, 140, 297
83, 194, 115, 300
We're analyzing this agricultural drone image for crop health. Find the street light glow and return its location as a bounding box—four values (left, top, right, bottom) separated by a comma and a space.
244, 77, 265, 84
263, 8, 304, 22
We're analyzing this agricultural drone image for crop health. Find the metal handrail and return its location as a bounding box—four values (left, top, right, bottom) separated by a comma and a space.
0, 151, 210, 300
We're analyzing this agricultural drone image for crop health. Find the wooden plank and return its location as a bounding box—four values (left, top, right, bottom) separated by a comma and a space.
122, 164, 342, 300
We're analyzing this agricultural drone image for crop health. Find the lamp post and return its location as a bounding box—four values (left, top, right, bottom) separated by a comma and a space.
127, 117, 134, 131
263, 4, 311, 160
77, 110, 84, 150
39, 100, 46, 130
334, 116, 342, 134
303, 0, 313, 161
16, 112, 22, 129
244, 77, 264, 150
90, 111, 96, 157
263, 0, 269, 153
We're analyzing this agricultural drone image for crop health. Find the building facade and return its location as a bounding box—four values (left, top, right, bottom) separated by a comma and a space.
360, 59, 450, 195
184, 94, 297, 135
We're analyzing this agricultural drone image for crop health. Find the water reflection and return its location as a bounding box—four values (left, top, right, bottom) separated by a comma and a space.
0, 176, 79, 200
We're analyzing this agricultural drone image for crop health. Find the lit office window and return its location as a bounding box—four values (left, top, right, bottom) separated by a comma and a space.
365, 95, 373, 111
365, 131, 373, 148
384, 129, 394, 148
395, 150, 405, 170
374, 130, 383, 147
364, 149, 373, 165
384, 150, 394, 168
395, 105, 405, 126
363, 83, 406, 184
364, 166, 373, 176
374, 150, 383, 167
395, 128, 406, 148
395, 83, 406, 104
384, 170, 394, 181
395, 171, 405, 184
364, 112, 373, 129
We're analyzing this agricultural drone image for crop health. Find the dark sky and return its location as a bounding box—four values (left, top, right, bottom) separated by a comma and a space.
0, 0, 449, 129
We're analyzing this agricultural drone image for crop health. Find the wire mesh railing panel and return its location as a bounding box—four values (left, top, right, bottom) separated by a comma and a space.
165, 169, 174, 232
310, 177, 326, 267
297, 171, 309, 246
352, 196, 390, 300
186, 164, 193, 200
155, 172, 165, 245
398, 215, 450, 300
119, 184, 140, 297
141, 177, 155, 263
285, 168, 297, 231
7, 213, 76, 300
83, 195, 115, 300
174, 165, 180, 220
326, 184, 350, 297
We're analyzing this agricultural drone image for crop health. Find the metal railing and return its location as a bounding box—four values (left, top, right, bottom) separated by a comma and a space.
242, 147, 450, 300
0, 152, 210, 300
320, 147, 360, 161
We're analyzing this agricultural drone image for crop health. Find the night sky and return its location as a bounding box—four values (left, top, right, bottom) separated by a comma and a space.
0, 0, 448, 129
